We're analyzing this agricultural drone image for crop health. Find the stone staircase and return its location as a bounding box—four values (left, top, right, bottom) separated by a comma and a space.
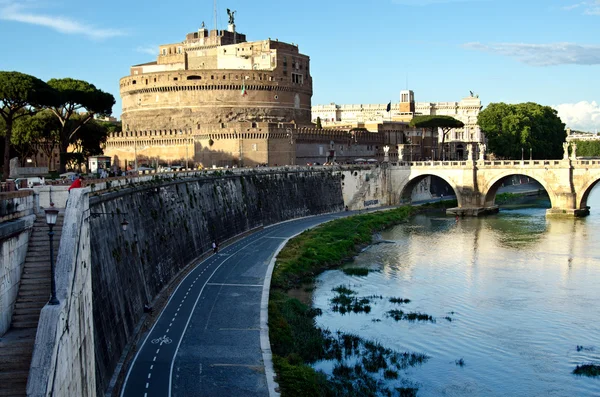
0, 213, 64, 397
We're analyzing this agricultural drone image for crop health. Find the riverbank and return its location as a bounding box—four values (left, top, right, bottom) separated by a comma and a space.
269, 206, 422, 396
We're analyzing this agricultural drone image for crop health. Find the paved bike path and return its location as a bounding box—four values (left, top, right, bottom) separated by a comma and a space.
121, 213, 347, 397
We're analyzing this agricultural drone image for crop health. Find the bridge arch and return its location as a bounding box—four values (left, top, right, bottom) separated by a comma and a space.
576, 177, 600, 209
400, 173, 462, 204
481, 172, 555, 208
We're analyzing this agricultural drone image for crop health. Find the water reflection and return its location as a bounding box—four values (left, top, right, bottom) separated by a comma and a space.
312, 193, 600, 396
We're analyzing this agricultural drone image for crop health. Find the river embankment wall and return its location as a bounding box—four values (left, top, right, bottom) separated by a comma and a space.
0, 191, 35, 336
88, 169, 344, 394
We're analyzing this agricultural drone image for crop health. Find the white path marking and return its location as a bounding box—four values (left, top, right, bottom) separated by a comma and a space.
153, 356, 156, 362
168, 236, 268, 397
148, 373, 151, 379
206, 283, 263, 287
145, 383, 149, 389
150, 365, 154, 370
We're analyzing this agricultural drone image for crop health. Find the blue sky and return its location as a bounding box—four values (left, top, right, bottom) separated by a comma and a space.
0, 0, 598, 131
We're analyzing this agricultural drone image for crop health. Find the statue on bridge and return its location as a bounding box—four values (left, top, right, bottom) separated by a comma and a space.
571, 142, 577, 160
563, 142, 570, 160
383, 145, 390, 163
478, 143, 486, 161
467, 143, 473, 161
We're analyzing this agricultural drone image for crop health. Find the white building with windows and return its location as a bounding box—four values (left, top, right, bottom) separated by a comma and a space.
312, 90, 484, 160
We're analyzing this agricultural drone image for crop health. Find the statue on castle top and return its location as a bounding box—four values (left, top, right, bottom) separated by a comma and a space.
227, 8, 236, 25
201, 21, 205, 28
470, 90, 474, 97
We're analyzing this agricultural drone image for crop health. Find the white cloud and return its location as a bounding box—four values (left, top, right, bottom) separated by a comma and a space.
563, 1, 600, 15
554, 101, 600, 132
463, 42, 600, 66
0, 1, 126, 39
136, 46, 157, 56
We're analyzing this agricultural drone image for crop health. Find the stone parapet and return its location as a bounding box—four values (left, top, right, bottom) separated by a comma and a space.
0, 190, 34, 222
0, 214, 36, 336
27, 188, 95, 397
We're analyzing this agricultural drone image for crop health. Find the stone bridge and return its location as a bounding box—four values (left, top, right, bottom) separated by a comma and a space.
342, 158, 600, 217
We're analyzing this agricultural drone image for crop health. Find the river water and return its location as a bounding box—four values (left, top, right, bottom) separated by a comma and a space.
312, 190, 600, 396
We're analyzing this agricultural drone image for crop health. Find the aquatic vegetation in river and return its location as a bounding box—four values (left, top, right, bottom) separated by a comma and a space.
387, 309, 436, 323
342, 267, 371, 276
576, 345, 594, 352
572, 364, 600, 377
455, 358, 465, 367
330, 285, 374, 314
389, 297, 411, 304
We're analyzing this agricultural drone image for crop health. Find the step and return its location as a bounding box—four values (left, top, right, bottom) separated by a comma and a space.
14, 294, 49, 303
11, 314, 42, 324
25, 247, 61, 254
11, 307, 42, 316
20, 274, 51, 282
16, 285, 50, 293
0, 352, 32, 367
13, 301, 45, 310
10, 321, 40, 329
0, 371, 28, 391
0, 343, 33, 357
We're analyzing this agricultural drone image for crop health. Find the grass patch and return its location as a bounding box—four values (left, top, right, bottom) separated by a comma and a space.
342, 267, 370, 276
269, 206, 420, 395
271, 206, 416, 290
573, 364, 600, 377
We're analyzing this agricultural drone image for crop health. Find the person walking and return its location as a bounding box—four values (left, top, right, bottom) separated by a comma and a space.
68, 175, 84, 191
212, 240, 219, 254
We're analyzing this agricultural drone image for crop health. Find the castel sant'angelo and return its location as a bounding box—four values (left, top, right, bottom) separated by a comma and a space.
104, 12, 481, 168
104, 12, 399, 168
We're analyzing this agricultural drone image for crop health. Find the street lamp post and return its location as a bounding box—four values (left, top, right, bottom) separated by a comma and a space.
521, 147, 524, 161
530, 148, 532, 161
45, 203, 60, 305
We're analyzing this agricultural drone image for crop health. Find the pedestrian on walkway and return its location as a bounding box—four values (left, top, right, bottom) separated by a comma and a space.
212, 240, 219, 254
68, 175, 84, 191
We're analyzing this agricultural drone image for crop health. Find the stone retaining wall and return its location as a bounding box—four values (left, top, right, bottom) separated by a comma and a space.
89, 169, 344, 394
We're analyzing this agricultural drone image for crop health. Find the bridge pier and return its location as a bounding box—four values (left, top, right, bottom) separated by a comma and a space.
546, 207, 590, 217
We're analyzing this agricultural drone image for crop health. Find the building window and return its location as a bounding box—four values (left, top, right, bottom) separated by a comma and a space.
162, 49, 166, 55
319, 146, 324, 155
252, 144, 258, 151
292, 73, 303, 84
177, 47, 182, 54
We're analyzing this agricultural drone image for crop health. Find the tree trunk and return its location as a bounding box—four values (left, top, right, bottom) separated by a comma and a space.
441, 132, 446, 162
59, 139, 69, 174
3, 118, 12, 181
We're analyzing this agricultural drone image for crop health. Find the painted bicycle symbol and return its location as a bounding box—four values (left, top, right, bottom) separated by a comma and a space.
151, 335, 173, 345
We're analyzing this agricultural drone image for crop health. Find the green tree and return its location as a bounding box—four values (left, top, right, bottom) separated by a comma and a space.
409, 115, 464, 160
571, 140, 600, 157
477, 102, 566, 160
46, 78, 115, 173
0, 71, 56, 180
12, 110, 61, 169
316, 116, 322, 129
